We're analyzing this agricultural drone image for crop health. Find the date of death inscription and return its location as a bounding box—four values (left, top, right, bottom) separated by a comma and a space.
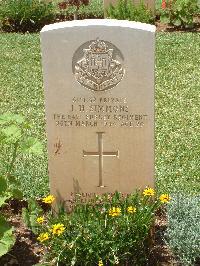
53, 97, 148, 128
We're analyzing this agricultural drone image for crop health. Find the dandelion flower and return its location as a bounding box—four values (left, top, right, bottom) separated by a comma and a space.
98, 259, 103, 266
51, 223, 65, 236
143, 188, 155, 197
37, 232, 49, 242
42, 195, 55, 204
36, 216, 45, 224
159, 194, 171, 203
127, 206, 136, 213
108, 207, 121, 217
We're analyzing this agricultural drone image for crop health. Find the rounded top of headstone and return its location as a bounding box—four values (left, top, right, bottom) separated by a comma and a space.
41, 19, 156, 33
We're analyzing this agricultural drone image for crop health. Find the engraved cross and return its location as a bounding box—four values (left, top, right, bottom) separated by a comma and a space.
83, 132, 119, 187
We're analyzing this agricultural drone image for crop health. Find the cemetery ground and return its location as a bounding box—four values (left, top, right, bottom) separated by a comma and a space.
0, 32, 200, 265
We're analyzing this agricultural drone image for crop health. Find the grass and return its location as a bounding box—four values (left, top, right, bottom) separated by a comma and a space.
0, 33, 49, 197
155, 33, 200, 195
0, 32, 200, 198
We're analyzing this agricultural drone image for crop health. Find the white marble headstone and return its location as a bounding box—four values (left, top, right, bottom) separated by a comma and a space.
41, 19, 155, 201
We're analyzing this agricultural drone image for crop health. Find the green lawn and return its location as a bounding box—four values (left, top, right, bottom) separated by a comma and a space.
156, 33, 200, 194
0, 33, 48, 197
0, 32, 200, 198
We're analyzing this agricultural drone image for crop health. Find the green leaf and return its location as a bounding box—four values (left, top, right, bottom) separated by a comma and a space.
1, 125, 22, 143
28, 199, 42, 213
0, 113, 25, 125
22, 208, 30, 228
0, 215, 16, 257
29, 213, 38, 233
0, 177, 7, 195
21, 137, 43, 155
173, 18, 182, 26
7, 175, 21, 188
22, 199, 43, 233
22, 211, 39, 234
9, 188, 23, 199
176, 5, 182, 12
0, 195, 10, 208
0, 215, 11, 235
160, 15, 170, 24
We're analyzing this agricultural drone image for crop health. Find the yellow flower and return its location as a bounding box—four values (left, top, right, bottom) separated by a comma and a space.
36, 216, 45, 224
42, 195, 55, 204
127, 206, 136, 213
98, 259, 103, 266
159, 194, 171, 203
37, 232, 49, 242
108, 207, 121, 217
142, 188, 155, 197
51, 223, 65, 236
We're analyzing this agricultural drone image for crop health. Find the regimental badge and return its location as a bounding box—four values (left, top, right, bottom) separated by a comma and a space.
72, 39, 125, 92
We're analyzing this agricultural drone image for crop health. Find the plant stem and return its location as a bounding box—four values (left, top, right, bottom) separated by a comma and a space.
7, 141, 19, 177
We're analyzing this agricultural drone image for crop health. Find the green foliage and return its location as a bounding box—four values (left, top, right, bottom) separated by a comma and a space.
158, 0, 199, 28
0, 0, 56, 32
0, 113, 43, 176
0, 177, 10, 207
78, 0, 103, 17
0, 175, 20, 257
0, 33, 48, 197
166, 194, 200, 265
0, 215, 15, 257
0, 113, 43, 258
0, 111, 43, 208
106, 0, 155, 24
22, 199, 43, 234
32, 190, 166, 265
0, 176, 22, 207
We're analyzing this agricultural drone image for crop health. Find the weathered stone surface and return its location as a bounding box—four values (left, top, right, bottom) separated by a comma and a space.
41, 19, 155, 202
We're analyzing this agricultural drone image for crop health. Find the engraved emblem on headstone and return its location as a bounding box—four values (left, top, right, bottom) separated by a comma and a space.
72, 39, 125, 91
83, 132, 119, 187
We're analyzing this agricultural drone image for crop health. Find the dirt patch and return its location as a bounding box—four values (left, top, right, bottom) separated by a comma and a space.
0, 200, 43, 266
149, 210, 180, 266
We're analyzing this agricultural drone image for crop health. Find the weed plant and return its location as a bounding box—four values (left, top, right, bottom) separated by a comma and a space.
166, 194, 200, 265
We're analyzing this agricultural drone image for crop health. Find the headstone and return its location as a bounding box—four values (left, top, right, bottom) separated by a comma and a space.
41, 19, 155, 202
104, 0, 155, 16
